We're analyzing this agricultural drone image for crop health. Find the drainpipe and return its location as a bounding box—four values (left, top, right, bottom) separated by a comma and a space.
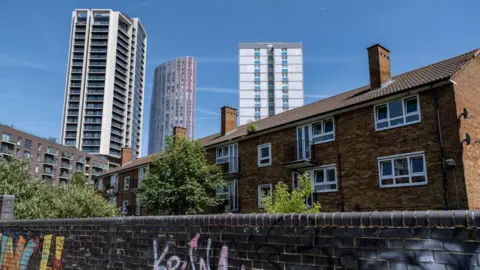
434, 89, 450, 210
335, 115, 345, 212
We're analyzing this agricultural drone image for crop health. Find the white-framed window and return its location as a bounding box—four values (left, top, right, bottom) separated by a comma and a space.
282, 64, 288, 69
281, 48, 287, 52
311, 165, 338, 193
124, 176, 130, 190
257, 143, 272, 167
135, 198, 141, 216
282, 56, 288, 60
254, 64, 260, 69
378, 151, 427, 188
292, 172, 314, 206
215, 144, 239, 172
254, 48, 260, 52
122, 200, 129, 214
138, 167, 146, 188
110, 174, 119, 192
257, 184, 272, 208
254, 81, 260, 86
374, 95, 421, 131
282, 73, 288, 78
254, 72, 260, 77
311, 118, 335, 143
255, 108, 261, 112
254, 56, 260, 60
216, 180, 238, 212
98, 178, 104, 190
282, 81, 288, 86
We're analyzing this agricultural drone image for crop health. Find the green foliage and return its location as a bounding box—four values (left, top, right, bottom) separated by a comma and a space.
247, 123, 257, 134
138, 136, 225, 215
70, 171, 86, 187
0, 157, 119, 219
262, 172, 321, 213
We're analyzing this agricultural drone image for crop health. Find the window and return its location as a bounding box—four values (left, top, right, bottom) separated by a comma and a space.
255, 108, 261, 112
110, 174, 119, 192
311, 119, 335, 143
37, 143, 42, 151
254, 72, 260, 77
17, 137, 22, 146
282, 56, 288, 60
36, 154, 40, 163
138, 167, 146, 188
374, 95, 420, 130
257, 143, 272, 167
216, 180, 238, 212
135, 198, 141, 216
124, 176, 130, 190
283, 98, 289, 104
311, 165, 338, 192
24, 139, 32, 149
2, 133, 11, 142
281, 48, 287, 52
98, 178, 104, 190
216, 144, 239, 172
16, 149, 20, 157
257, 184, 272, 208
254, 48, 260, 52
23, 151, 31, 160
254, 81, 260, 86
254, 56, 260, 60
35, 164, 39, 173
254, 64, 260, 69
122, 200, 129, 214
378, 152, 427, 188
255, 116, 261, 120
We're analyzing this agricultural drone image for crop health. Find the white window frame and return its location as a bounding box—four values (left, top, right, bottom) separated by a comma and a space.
374, 95, 421, 131
216, 180, 239, 212
111, 174, 119, 192
377, 151, 427, 188
124, 176, 130, 190
98, 178, 104, 190
135, 198, 141, 216
122, 200, 129, 214
257, 184, 272, 208
216, 144, 239, 173
257, 143, 272, 167
309, 165, 338, 193
311, 118, 335, 144
138, 167, 146, 189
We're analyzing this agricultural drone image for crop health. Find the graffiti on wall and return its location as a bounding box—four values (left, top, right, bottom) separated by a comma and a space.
153, 233, 237, 270
0, 232, 65, 270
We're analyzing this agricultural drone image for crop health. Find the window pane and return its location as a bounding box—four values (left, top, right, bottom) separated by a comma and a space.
390, 118, 405, 126
396, 177, 410, 184
406, 114, 419, 123
411, 156, 424, 173
377, 122, 389, 129
324, 120, 334, 133
405, 98, 418, 113
322, 134, 334, 141
217, 148, 221, 157
381, 161, 392, 176
376, 105, 388, 120
326, 169, 336, 182
261, 146, 269, 158
381, 179, 394, 186
312, 123, 322, 135
389, 100, 403, 118
394, 158, 409, 176
222, 147, 228, 156
260, 158, 270, 164
315, 170, 324, 183
412, 176, 426, 183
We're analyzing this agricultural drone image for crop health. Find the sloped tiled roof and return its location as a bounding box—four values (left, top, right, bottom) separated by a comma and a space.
199, 48, 479, 147
99, 153, 160, 176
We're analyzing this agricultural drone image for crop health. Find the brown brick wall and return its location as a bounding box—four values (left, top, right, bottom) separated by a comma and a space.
453, 55, 480, 209
208, 85, 471, 213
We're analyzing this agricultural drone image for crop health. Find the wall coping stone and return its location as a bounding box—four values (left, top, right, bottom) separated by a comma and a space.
0, 211, 478, 228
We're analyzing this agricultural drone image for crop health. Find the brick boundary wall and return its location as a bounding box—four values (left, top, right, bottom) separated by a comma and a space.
1, 211, 480, 269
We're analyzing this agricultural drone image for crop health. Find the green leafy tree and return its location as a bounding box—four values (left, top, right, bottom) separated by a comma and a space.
0, 157, 119, 219
138, 136, 225, 215
70, 171, 86, 187
262, 172, 321, 213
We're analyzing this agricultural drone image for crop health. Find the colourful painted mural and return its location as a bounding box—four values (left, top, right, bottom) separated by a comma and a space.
0, 232, 64, 270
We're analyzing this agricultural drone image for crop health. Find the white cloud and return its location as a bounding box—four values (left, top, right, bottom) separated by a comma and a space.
196, 108, 220, 116
0, 54, 50, 70
197, 87, 237, 94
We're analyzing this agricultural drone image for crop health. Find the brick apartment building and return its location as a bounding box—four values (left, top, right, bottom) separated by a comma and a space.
96, 44, 480, 215
0, 125, 109, 185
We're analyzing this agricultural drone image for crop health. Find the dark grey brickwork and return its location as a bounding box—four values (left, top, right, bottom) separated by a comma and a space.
1, 211, 480, 269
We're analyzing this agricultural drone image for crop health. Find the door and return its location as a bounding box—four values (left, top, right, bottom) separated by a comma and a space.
228, 144, 238, 173
297, 125, 311, 160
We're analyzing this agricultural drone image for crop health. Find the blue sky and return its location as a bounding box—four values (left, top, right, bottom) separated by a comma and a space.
0, 0, 479, 157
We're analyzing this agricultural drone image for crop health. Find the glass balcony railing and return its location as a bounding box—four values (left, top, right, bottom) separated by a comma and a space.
91, 35, 108, 39
91, 42, 108, 45
93, 21, 109, 25
87, 90, 104, 94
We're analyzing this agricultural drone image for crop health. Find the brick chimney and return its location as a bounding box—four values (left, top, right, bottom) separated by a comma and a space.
367, 44, 391, 89
173, 126, 187, 137
221, 106, 237, 135
121, 147, 133, 166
